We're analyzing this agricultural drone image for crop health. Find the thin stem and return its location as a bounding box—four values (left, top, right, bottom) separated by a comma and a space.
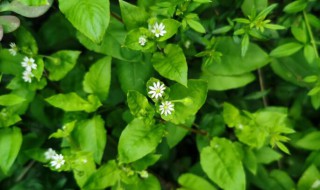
176, 124, 209, 137
303, 10, 319, 58
258, 68, 268, 107
15, 161, 35, 182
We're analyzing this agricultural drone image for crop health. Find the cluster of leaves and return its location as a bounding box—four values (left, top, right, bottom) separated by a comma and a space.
1, 0, 320, 189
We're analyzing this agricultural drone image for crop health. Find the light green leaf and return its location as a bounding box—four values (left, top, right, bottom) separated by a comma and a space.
127, 91, 155, 120
255, 147, 282, 164
33, 57, 44, 81
269, 170, 295, 190
270, 42, 304, 57
186, 19, 206, 33
152, 44, 188, 86
83, 56, 111, 101
123, 174, 161, 190
6, 0, 52, 18
58, 0, 110, 43
241, 34, 250, 57
0, 127, 22, 174
116, 59, 153, 93
241, 0, 268, 16
154, 19, 180, 42
71, 152, 96, 188
200, 137, 246, 190
297, 165, 320, 190
131, 154, 161, 171
304, 44, 315, 64
291, 26, 308, 43
83, 160, 120, 190
0, 94, 25, 106
169, 80, 207, 124
178, 173, 217, 190
45, 93, 101, 113
72, 115, 106, 164
0, 109, 21, 128
284, 0, 308, 14
124, 28, 155, 51
16, 0, 49, 6
223, 102, 241, 128
0, 16, 20, 33
295, 131, 320, 150
203, 37, 269, 75
45, 50, 81, 81
119, 0, 149, 30
201, 72, 255, 91
77, 17, 142, 61
243, 147, 257, 174
118, 118, 165, 163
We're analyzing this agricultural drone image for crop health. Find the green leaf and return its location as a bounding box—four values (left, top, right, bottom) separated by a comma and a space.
0, 94, 25, 106
16, 0, 49, 6
201, 72, 255, 91
0, 16, 20, 33
77, 17, 142, 61
124, 28, 155, 51
14, 26, 38, 55
241, 34, 249, 57
270, 42, 304, 57
178, 173, 217, 190
0, 127, 22, 174
123, 174, 161, 190
6, 0, 53, 18
243, 147, 257, 175
311, 92, 320, 109
131, 154, 161, 171
186, 18, 206, 33
152, 44, 188, 86
291, 26, 308, 43
49, 120, 76, 139
203, 37, 269, 75
127, 91, 155, 121
45, 93, 101, 113
295, 131, 320, 150
255, 147, 282, 164
117, 59, 153, 93
304, 44, 315, 64
200, 137, 246, 190
223, 102, 241, 128
169, 80, 207, 124
83, 160, 120, 189
155, 19, 180, 42
241, 0, 268, 16
269, 170, 295, 190
297, 165, 320, 190
119, 0, 149, 30
0, 109, 21, 128
71, 152, 96, 188
45, 50, 81, 81
72, 115, 106, 164
58, 0, 110, 43
83, 56, 111, 101
284, 0, 308, 14
304, 75, 318, 83
33, 57, 44, 81
118, 118, 165, 163
166, 116, 194, 148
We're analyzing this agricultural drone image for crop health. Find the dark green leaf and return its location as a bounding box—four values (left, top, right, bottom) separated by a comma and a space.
178, 173, 217, 190
119, 0, 149, 30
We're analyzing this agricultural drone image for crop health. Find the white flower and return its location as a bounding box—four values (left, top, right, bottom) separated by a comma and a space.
139, 36, 147, 46
21, 57, 37, 71
312, 179, 320, 189
148, 81, 166, 99
44, 148, 57, 160
22, 70, 34, 83
9, 42, 17, 56
151, 22, 167, 38
50, 154, 65, 169
159, 101, 174, 116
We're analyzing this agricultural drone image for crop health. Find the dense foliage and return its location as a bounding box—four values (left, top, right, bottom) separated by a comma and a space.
1, 0, 320, 189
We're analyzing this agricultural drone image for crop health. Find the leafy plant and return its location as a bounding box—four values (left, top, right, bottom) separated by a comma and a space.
1, 0, 320, 189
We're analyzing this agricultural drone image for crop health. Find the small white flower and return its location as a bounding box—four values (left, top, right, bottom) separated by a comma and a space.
50, 154, 65, 169
312, 179, 320, 189
22, 70, 34, 83
9, 42, 18, 56
44, 148, 57, 160
151, 22, 167, 38
21, 57, 37, 71
139, 36, 147, 46
148, 81, 166, 99
159, 101, 174, 116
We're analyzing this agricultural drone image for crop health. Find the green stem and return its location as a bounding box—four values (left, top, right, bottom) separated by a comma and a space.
303, 10, 319, 58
